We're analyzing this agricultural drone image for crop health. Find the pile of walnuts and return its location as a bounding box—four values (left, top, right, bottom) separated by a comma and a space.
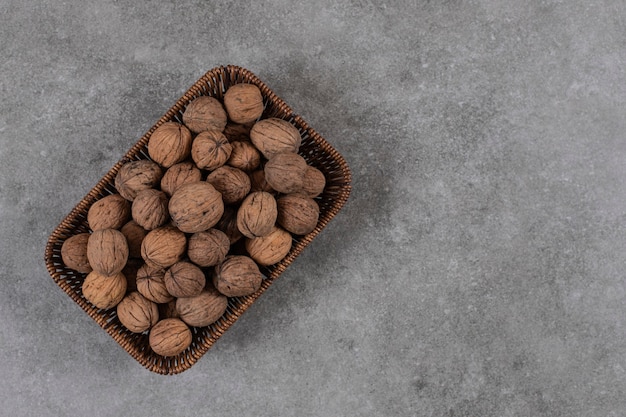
60, 83, 325, 357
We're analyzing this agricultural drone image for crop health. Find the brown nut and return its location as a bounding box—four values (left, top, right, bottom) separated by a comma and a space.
82, 270, 127, 309
215, 206, 243, 244
136, 263, 174, 303
182, 96, 227, 133
224, 122, 252, 142
245, 226, 292, 266
276, 193, 320, 235
120, 220, 147, 259
263, 152, 308, 194
117, 291, 159, 333
228, 140, 261, 172
164, 261, 206, 298
213, 255, 262, 297
61, 233, 92, 274
187, 229, 230, 267
169, 182, 224, 233
250, 118, 301, 159
176, 288, 228, 327
131, 189, 169, 231
114, 160, 163, 202
236, 192, 277, 238
87, 194, 131, 231
302, 166, 326, 198
249, 169, 276, 194
149, 318, 192, 357
206, 166, 251, 205
141, 225, 187, 269
191, 130, 232, 171
160, 161, 202, 197
223, 83, 264, 124
87, 229, 129, 276
148, 122, 192, 168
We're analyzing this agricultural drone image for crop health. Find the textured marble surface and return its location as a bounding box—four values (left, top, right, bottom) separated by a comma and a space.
2, 1, 626, 415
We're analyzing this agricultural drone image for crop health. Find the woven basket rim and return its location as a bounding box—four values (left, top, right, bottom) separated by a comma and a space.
44, 65, 351, 374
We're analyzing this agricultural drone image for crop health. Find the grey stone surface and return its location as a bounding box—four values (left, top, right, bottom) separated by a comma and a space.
2, 0, 626, 415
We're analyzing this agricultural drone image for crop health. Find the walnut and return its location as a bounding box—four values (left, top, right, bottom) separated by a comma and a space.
213, 255, 262, 297
215, 206, 243, 244
169, 181, 224, 233
206, 166, 251, 205
141, 225, 187, 269
277, 193, 320, 235
250, 118, 301, 159
187, 229, 230, 267
117, 291, 159, 333
191, 130, 232, 171
115, 160, 163, 201
176, 288, 228, 327
61, 233, 92, 273
120, 220, 147, 259
87, 194, 131, 231
121, 257, 143, 292
228, 140, 261, 172
302, 166, 326, 198
149, 318, 192, 357
136, 263, 174, 303
263, 152, 308, 194
158, 300, 180, 319
82, 270, 127, 309
249, 169, 276, 194
245, 226, 292, 266
182, 96, 227, 133
224, 122, 252, 142
87, 229, 129, 276
160, 161, 202, 197
131, 189, 169, 230
148, 122, 192, 168
223, 83, 264, 124
236, 192, 277, 238
163, 261, 206, 298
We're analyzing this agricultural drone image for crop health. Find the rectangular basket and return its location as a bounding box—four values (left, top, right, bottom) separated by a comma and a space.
44, 65, 351, 374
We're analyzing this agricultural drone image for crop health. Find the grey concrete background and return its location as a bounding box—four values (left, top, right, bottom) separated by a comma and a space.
2, 0, 626, 415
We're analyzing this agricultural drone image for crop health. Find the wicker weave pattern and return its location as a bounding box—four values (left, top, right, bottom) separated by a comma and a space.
44, 65, 352, 374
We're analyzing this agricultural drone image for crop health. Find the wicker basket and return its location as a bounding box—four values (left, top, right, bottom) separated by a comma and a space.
44, 65, 351, 374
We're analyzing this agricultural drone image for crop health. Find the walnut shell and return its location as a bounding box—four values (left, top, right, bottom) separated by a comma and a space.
169, 182, 224, 233
164, 261, 206, 298
277, 193, 320, 235
191, 130, 232, 171
117, 291, 159, 333
224, 122, 252, 142
115, 160, 163, 201
87, 194, 131, 231
141, 225, 187, 269
87, 229, 129, 276
250, 118, 301, 159
302, 166, 326, 198
187, 229, 230, 267
136, 263, 174, 303
245, 226, 293, 266
249, 169, 276, 194
82, 270, 127, 309
223, 83, 264, 124
160, 161, 202, 197
264, 152, 308, 194
206, 166, 251, 205
61, 233, 92, 273
121, 257, 143, 292
120, 220, 147, 259
182, 96, 227, 133
228, 140, 261, 172
148, 122, 192, 168
131, 189, 169, 231
215, 206, 243, 244
213, 255, 262, 297
149, 318, 192, 357
236, 192, 277, 238
176, 288, 228, 327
